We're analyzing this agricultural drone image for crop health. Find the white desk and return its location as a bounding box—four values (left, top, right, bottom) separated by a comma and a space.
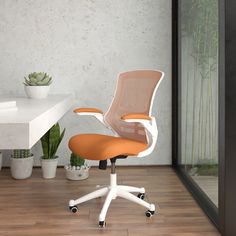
0, 94, 73, 149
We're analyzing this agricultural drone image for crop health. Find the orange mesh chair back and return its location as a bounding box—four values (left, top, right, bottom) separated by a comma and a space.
104, 70, 163, 143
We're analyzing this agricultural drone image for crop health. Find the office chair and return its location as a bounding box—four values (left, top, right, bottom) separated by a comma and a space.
68, 70, 164, 227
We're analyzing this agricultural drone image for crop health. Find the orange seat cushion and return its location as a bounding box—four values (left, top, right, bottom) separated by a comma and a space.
68, 134, 148, 161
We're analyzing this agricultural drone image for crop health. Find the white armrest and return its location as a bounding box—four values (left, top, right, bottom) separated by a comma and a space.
121, 114, 158, 157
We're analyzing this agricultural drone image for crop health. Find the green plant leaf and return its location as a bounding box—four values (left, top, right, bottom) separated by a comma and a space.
70, 153, 85, 167
40, 123, 65, 159
41, 129, 50, 158
24, 72, 53, 86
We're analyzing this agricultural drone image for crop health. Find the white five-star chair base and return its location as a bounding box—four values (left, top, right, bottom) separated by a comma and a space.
69, 163, 155, 227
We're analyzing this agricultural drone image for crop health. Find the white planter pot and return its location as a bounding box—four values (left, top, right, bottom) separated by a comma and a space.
0, 152, 2, 171
24, 85, 50, 99
41, 157, 58, 179
65, 165, 90, 180
10, 155, 34, 179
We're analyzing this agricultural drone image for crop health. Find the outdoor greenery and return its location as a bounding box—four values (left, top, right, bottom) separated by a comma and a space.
181, 0, 218, 175
197, 164, 218, 176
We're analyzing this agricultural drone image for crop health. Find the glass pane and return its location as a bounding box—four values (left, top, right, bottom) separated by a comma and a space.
180, 0, 219, 207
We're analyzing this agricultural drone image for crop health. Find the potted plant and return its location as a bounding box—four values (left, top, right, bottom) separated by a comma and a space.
24, 72, 52, 99
65, 153, 90, 180
40, 123, 65, 179
10, 149, 34, 179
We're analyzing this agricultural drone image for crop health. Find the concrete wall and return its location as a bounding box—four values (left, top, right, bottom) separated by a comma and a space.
0, 0, 172, 166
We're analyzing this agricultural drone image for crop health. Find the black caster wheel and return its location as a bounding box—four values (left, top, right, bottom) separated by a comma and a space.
69, 205, 78, 213
99, 221, 106, 228
145, 210, 155, 218
137, 193, 145, 200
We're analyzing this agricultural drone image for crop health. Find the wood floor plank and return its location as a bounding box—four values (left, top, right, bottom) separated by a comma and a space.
0, 167, 220, 236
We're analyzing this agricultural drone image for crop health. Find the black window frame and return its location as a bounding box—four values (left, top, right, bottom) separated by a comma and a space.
172, 0, 227, 233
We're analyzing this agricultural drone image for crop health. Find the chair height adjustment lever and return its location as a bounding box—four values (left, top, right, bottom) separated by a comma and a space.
99, 160, 107, 170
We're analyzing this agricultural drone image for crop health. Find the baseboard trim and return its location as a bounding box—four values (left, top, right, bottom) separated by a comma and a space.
1, 164, 172, 169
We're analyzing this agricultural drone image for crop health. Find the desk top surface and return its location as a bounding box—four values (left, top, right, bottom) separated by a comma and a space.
0, 94, 74, 149
0, 94, 73, 124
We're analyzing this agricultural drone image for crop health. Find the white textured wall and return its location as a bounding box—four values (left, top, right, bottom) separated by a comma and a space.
0, 0, 172, 166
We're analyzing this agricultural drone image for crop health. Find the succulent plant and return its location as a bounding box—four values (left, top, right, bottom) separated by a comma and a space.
70, 153, 85, 167
24, 72, 52, 86
13, 149, 31, 158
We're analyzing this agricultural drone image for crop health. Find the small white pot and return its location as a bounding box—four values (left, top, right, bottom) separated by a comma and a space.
10, 155, 34, 179
0, 152, 2, 171
24, 85, 50, 99
65, 165, 90, 180
41, 157, 58, 179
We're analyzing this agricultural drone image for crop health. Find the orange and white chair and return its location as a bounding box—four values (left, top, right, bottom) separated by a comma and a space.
68, 70, 164, 227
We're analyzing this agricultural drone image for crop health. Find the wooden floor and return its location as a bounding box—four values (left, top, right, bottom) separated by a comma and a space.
0, 167, 220, 236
